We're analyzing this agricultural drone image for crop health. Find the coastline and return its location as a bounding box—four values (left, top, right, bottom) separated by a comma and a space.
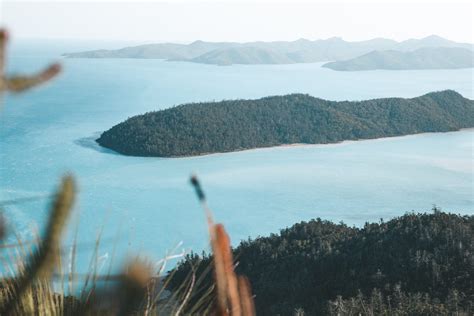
91, 128, 474, 159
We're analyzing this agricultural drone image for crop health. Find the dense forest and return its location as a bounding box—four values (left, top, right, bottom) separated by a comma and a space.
167, 209, 474, 315
97, 90, 474, 157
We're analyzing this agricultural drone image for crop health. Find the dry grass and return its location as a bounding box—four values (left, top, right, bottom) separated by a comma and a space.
0, 176, 75, 315
0, 174, 256, 315
190, 175, 255, 316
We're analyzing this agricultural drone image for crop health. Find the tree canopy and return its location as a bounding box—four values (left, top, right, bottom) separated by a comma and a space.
167, 209, 474, 315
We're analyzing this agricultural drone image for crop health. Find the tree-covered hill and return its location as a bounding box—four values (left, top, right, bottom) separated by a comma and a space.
97, 90, 474, 157
167, 209, 474, 315
188, 46, 294, 65
323, 47, 474, 71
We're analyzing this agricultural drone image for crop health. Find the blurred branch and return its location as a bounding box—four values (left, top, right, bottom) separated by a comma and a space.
0, 29, 61, 96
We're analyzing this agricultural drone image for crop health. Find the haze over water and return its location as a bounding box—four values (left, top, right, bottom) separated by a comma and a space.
1, 41, 473, 270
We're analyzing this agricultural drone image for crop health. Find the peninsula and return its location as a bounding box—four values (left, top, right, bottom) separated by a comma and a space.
323, 47, 474, 71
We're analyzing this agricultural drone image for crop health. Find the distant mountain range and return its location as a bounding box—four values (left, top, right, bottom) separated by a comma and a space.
323, 47, 474, 71
64, 35, 473, 67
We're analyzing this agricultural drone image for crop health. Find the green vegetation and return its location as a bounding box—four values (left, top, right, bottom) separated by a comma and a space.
168, 209, 474, 315
323, 47, 474, 71
97, 90, 474, 157
64, 35, 473, 65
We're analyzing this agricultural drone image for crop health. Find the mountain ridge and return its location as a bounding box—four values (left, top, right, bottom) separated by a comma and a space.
64, 35, 474, 65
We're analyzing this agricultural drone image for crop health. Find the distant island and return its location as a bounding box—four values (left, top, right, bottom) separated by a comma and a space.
323, 47, 474, 71
96, 90, 474, 157
64, 35, 473, 66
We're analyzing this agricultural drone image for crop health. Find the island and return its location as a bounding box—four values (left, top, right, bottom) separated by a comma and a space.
322, 47, 474, 71
64, 35, 473, 66
96, 90, 474, 157
184, 46, 294, 65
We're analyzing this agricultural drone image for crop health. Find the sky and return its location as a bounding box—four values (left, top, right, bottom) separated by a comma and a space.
0, 0, 473, 43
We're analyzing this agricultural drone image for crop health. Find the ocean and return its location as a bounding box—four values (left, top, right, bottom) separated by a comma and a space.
1, 39, 473, 272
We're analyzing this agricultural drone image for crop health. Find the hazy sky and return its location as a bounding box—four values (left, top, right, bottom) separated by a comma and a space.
0, 0, 473, 43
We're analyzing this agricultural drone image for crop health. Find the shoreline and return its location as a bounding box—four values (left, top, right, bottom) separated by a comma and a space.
91, 128, 474, 159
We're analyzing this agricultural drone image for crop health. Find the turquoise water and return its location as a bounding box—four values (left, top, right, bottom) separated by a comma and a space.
1, 40, 473, 271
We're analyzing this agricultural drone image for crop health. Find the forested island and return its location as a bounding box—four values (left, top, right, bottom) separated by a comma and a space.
97, 90, 474, 157
323, 47, 474, 71
167, 209, 474, 315
64, 35, 473, 66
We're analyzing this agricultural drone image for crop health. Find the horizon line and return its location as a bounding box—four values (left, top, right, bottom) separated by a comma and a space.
9, 34, 474, 45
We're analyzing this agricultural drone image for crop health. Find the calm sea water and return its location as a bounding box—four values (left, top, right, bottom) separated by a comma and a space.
1, 40, 473, 272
